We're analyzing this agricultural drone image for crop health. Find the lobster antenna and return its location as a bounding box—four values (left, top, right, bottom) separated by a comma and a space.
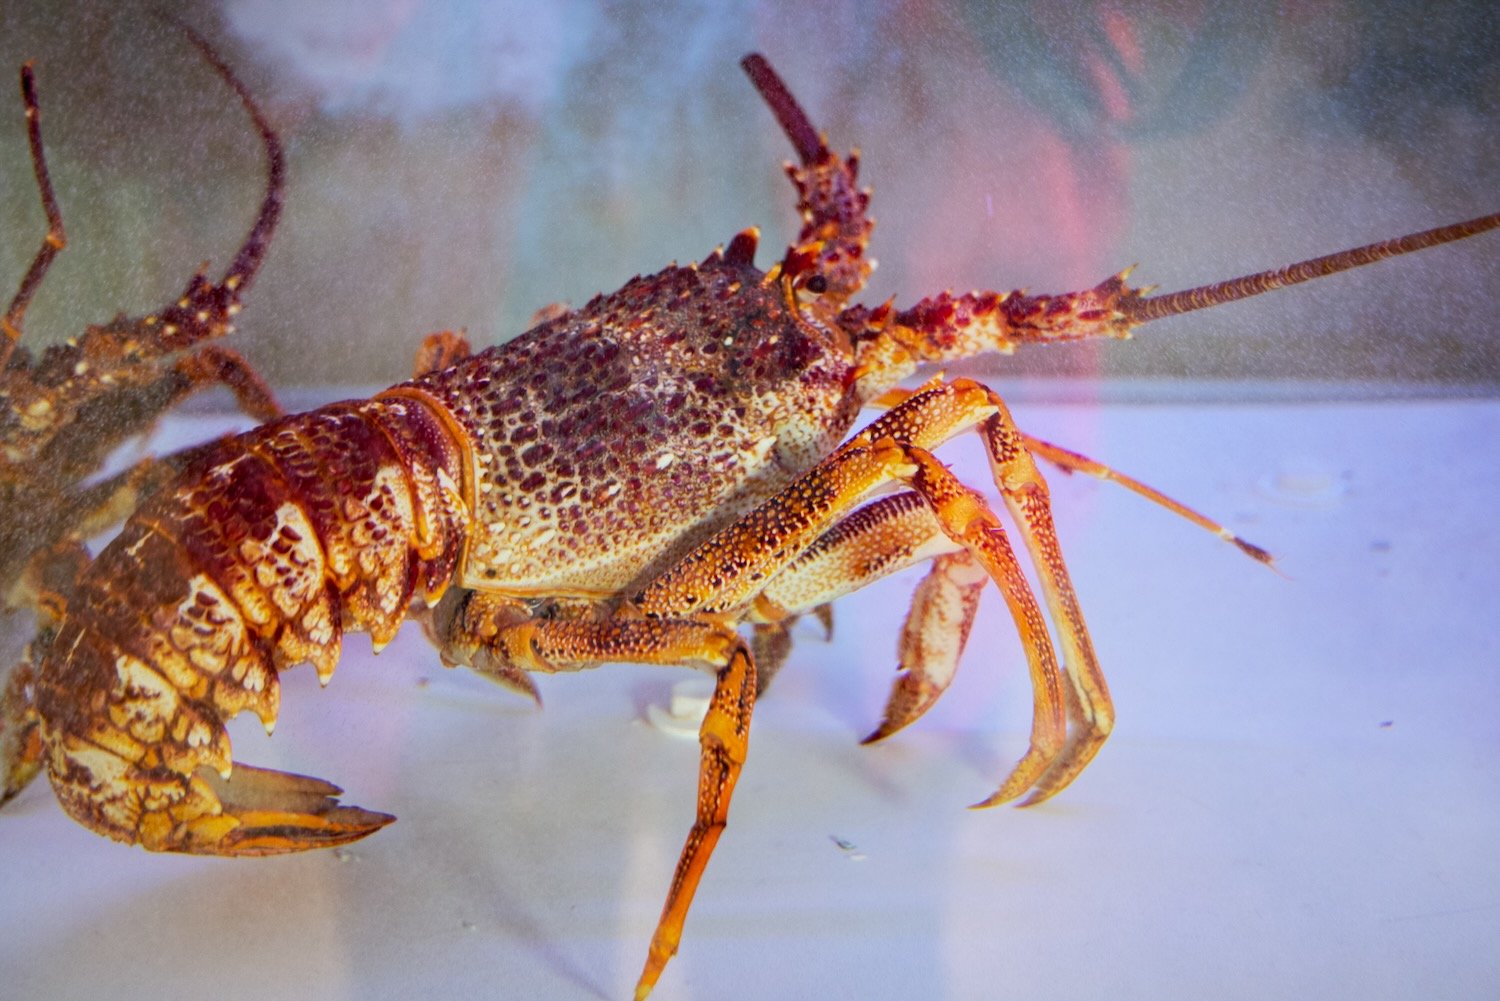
159, 14, 285, 294
1128, 211, 1500, 324
1, 64, 65, 370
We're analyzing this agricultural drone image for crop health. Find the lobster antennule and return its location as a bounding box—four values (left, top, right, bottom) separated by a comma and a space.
741, 53, 825, 165
1127, 210, 1500, 325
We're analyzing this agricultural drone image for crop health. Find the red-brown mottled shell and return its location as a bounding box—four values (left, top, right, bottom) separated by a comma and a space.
411, 249, 861, 595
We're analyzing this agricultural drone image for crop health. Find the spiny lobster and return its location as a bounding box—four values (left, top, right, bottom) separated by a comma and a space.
4, 45, 1497, 1001
0, 25, 283, 807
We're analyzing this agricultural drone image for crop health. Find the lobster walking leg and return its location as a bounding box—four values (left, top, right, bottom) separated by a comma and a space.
436, 608, 755, 1001
971, 392, 1112, 804
634, 403, 1072, 803
411, 330, 473, 378
869, 550, 987, 742
753, 491, 984, 739
1020, 433, 1273, 563
171, 344, 282, 424
829, 380, 1113, 802
872, 385, 1272, 564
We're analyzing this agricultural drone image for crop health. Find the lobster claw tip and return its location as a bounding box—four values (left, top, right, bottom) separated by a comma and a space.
215, 804, 396, 856
182, 761, 396, 856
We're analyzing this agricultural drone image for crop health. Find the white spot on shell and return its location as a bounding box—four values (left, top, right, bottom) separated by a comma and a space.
60, 739, 131, 789
115, 654, 178, 713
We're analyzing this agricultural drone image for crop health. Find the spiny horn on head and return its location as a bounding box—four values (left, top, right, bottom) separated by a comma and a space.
742, 53, 825, 166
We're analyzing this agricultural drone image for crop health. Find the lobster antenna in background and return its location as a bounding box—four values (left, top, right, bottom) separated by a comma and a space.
1, 64, 64, 370
158, 14, 285, 294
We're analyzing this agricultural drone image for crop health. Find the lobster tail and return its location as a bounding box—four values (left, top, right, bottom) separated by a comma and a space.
35, 392, 469, 853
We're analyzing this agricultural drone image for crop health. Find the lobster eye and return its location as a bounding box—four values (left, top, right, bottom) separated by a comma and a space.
803, 274, 828, 294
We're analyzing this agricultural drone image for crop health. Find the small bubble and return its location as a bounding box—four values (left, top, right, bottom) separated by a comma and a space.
1256, 458, 1348, 508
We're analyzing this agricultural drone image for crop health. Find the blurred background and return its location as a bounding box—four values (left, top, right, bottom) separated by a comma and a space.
0, 0, 1496, 397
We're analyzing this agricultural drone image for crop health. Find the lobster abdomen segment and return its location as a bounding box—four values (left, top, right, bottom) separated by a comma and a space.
35, 393, 469, 853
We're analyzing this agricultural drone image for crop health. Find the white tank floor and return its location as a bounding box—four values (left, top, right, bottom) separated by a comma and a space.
4, 397, 1496, 1001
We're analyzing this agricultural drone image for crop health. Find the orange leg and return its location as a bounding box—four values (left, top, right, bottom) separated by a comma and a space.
747, 619, 794, 692
852, 387, 1275, 791
634, 392, 1070, 806
740, 603, 832, 695
1021, 432, 1274, 565
870, 549, 987, 744
850, 380, 1117, 803
971, 392, 1113, 804
757, 490, 954, 613
436, 603, 756, 1001
754, 490, 983, 740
